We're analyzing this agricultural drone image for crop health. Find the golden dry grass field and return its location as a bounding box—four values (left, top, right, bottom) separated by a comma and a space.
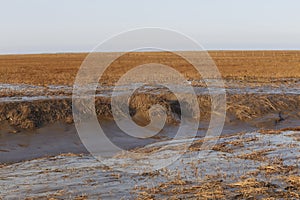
0, 51, 299, 86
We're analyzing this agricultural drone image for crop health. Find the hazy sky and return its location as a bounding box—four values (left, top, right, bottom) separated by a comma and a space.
1, 0, 300, 54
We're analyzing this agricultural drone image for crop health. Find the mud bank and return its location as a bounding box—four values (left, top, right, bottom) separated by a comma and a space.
0, 93, 299, 130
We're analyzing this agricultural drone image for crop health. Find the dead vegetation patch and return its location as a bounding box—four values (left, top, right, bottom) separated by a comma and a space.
259, 164, 298, 175
136, 180, 227, 199
227, 178, 300, 199
212, 143, 235, 153
236, 149, 274, 161
135, 176, 300, 199
280, 126, 300, 132
285, 176, 300, 190
259, 129, 282, 135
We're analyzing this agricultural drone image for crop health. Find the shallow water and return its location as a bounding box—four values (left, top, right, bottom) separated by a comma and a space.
1, 130, 299, 199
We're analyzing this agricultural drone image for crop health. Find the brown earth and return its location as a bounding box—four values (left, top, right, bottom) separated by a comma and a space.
0, 51, 300, 86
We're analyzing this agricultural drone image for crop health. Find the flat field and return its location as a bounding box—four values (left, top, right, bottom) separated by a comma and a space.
0, 51, 299, 86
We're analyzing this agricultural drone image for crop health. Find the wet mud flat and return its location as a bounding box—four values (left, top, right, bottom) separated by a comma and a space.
0, 129, 299, 199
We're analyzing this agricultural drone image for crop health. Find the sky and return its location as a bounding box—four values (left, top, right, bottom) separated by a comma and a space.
0, 0, 300, 54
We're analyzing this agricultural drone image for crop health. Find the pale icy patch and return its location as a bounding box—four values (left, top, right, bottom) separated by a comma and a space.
0, 130, 299, 199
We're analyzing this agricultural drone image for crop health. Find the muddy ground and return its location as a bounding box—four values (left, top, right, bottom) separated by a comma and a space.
0, 51, 300, 199
0, 92, 299, 130
1, 128, 299, 199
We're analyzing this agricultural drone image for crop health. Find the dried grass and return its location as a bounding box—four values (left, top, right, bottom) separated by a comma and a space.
285, 176, 300, 189
236, 149, 273, 161
1, 51, 300, 86
259, 129, 282, 135
259, 164, 298, 175
136, 180, 227, 199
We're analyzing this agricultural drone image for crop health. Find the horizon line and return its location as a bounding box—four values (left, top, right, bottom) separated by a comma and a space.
1, 49, 300, 56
